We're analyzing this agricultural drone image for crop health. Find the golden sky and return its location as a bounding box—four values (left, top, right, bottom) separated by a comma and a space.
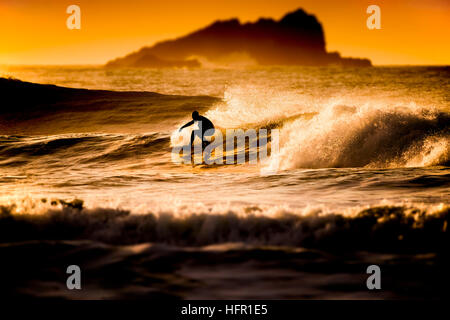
0, 0, 449, 65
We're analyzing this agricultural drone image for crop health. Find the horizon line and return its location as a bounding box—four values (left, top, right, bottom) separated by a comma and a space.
1, 63, 449, 68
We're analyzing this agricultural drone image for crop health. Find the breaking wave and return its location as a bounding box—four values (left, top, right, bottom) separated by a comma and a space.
202, 86, 450, 169
1, 200, 448, 251
275, 103, 449, 169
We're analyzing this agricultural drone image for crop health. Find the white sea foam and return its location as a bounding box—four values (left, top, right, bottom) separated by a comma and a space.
198, 86, 449, 169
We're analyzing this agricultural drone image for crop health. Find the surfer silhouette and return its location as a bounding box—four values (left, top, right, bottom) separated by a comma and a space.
179, 111, 215, 150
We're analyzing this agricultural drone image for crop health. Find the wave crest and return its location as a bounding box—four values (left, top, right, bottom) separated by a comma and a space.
274, 103, 449, 169
1, 201, 448, 251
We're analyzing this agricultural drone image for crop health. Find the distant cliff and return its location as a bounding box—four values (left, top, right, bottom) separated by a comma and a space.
106, 8, 371, 68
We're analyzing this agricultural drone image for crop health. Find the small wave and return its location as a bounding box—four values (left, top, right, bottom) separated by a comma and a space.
84, 133, 170, 164
0, 133, 171, 167
0, 135, 97, 157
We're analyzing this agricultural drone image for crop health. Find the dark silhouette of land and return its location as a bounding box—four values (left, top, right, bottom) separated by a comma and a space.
106, 8, 371, 68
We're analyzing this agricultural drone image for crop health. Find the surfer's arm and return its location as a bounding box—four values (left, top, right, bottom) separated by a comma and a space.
179, 120, 194, 131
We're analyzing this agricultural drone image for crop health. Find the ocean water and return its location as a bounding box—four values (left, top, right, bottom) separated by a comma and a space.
0, 65, 449, 299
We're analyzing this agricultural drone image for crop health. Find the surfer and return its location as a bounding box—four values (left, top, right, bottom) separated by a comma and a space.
179, 111, 215, 149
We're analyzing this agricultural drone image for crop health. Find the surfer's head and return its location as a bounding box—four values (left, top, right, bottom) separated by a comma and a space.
192, 111, 200, 120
